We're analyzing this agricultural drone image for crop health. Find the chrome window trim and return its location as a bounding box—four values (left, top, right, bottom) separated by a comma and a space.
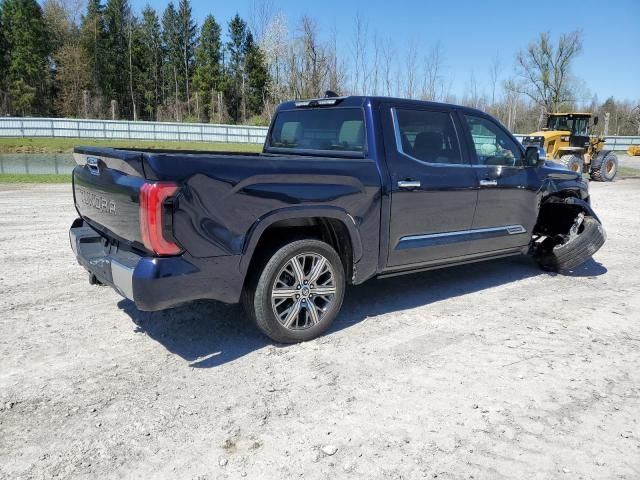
391, 107, 471, 168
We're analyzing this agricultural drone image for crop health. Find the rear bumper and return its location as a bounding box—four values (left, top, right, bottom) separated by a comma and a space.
70, 219, 244, 310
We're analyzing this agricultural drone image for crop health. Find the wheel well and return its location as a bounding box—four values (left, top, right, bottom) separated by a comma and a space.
534, 193, 587, 236
244, 217, 354, 286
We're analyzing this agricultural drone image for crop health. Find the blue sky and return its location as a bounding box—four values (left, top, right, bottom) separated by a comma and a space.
131, 0, 639, 102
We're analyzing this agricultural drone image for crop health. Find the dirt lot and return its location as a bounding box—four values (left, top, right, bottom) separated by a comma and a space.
1, 180, 639, 480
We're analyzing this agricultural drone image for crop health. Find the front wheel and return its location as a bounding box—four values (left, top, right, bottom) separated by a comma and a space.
590, 151, 618, 182
533, 215, 606, 273
243, 239, 346, 343
559, 154, 584, 174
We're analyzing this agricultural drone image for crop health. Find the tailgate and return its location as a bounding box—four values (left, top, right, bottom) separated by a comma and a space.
72, 147, 146, 246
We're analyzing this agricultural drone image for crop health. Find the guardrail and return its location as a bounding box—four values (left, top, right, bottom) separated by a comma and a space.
1, 117, 639, 150
0, 117, 269, 144
513, 134, 639, 151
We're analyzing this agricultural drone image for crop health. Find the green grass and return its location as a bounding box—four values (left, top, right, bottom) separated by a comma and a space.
0, 137, 263, 154
0, 174, 71, 183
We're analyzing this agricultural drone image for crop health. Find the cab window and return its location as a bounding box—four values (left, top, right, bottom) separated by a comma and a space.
464, 115, 522, 167
393, 109, 465, 165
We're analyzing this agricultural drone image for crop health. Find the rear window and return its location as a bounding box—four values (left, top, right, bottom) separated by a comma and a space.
268, 108, 366, 154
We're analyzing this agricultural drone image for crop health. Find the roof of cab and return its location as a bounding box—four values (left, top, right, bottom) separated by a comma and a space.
276, 95, 489, 117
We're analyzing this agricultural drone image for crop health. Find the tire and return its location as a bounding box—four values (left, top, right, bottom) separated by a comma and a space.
534, 216, 606, 273
559, 154, 584, 174
243, 239, 346, 343
590, 151, 618, 182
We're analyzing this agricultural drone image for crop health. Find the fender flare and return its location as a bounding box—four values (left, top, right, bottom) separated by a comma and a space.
239, 205, 364, 274
541, 195, 601, 224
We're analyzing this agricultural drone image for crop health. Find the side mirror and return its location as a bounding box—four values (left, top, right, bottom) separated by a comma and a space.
593, 116, 599, 126
524, 145, 544, 167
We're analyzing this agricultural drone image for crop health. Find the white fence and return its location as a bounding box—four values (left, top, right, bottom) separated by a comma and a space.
0, 117, 269, 144
1, 117, 638, 150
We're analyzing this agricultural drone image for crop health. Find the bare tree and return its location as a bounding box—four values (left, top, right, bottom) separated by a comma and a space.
380, 37, 395, 97
249, 0, 274, 42
514, 30, 583, 112
370, 32, 381, 95
404, 39, 418, 99
420, 42, 445, 101
464, 70, 482, 109
351, 12, 369, 94
488, 51, 501, 107
327, 23, 347, 95
260, 11, 288, 109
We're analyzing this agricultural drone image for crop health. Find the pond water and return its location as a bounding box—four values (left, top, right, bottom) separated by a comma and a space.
0, 153, 75, 175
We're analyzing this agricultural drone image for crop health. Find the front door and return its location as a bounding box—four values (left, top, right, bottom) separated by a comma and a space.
460, 113, 539, 253
382, 105, 479, 267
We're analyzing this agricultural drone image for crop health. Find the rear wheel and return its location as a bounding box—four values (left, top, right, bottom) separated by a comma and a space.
243, 239, 345, 343
559, 154, 584, 174
590, 151, 618, 182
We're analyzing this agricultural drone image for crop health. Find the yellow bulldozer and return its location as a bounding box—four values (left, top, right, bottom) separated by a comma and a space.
522, 112, 618, 181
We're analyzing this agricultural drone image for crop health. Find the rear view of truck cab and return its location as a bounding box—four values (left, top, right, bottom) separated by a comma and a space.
69, 147, 244, 311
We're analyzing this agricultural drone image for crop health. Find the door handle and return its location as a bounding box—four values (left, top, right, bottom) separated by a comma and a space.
398, 180, 421, 189
479, 179, 498, 187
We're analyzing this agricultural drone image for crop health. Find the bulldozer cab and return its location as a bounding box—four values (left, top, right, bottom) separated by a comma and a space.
546, 113, 591, 136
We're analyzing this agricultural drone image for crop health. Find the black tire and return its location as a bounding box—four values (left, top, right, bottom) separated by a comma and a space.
559, 154, 584, 174
590, 151, 618, 182
242, 239, 345, 343
534, 216, 606, 273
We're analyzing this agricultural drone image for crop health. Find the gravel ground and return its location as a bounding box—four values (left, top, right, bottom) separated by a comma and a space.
1, 180, 639, 480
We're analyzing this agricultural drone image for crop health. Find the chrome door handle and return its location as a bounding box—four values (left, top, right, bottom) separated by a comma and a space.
479, 179, 498, 187
398, 180, 421, 189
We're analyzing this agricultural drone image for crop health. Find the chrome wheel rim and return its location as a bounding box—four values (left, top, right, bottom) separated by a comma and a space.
271, 253, 336, 330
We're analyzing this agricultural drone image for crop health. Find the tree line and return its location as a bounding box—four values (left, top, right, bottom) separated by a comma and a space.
0, 0, 268, 124
1, 0, 638, 134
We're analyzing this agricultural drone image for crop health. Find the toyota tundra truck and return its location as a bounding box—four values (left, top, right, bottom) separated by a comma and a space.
69, 95, 606, 343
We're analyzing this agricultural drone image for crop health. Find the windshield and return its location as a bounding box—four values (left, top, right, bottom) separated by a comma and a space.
268, 108, 366, 154
547, 116, 589, 136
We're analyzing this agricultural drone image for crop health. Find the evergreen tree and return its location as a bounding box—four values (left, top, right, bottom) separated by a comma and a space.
139, 6, 162, 120
0, 0, 51, 115
80, 0, 106, 99
192, 14, 223, 121
102, 0, 131, 117
225, 13, 248, 123
162, 2, 181, 119
176, 0, 196, 116
0, 7, 7, 93
43, 0, 91, 117
244, 31, 268, 118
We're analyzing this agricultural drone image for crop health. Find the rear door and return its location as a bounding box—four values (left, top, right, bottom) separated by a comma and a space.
459, 113, 538, 252
380, 104, 479, 267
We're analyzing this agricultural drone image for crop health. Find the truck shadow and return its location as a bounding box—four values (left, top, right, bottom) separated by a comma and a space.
119, 256, 606, 369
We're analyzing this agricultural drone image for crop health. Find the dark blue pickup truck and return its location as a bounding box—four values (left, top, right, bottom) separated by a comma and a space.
70, 95, 605, 342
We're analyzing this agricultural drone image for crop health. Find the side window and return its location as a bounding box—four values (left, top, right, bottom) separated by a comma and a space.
394, 109, 465, 165
464, 115, 522, 167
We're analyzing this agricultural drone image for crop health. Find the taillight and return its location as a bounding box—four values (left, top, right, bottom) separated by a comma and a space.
139, 182, 182, 255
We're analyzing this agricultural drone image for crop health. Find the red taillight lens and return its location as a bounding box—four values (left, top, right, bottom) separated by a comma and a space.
139, 182, 182, 255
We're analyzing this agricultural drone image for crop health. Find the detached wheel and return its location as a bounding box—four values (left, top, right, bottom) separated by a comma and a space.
590, 151, 618, 181
559, 154, 584, 174
534, 215, 606, 273
243, 239, 345, 343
